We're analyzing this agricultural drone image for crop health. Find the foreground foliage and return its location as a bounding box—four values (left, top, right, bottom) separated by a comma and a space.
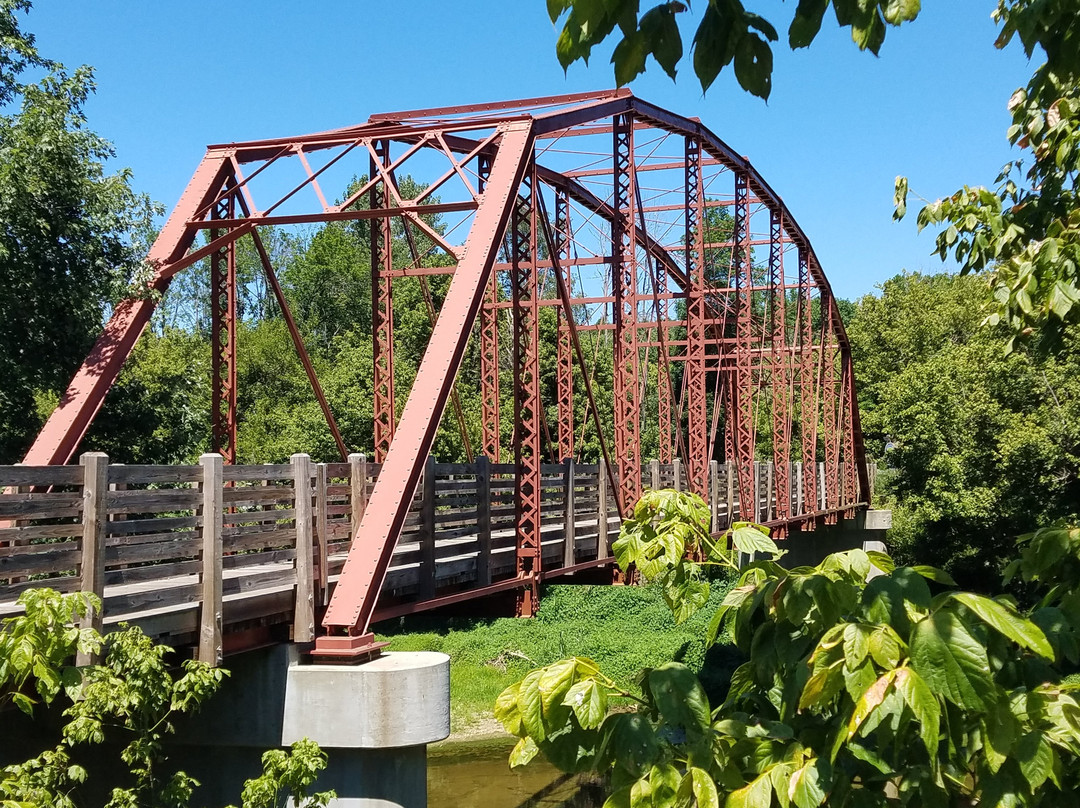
0, 589, 331, 808
498, 490, 1080, 806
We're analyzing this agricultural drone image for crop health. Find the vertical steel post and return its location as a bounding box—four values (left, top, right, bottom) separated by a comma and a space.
611, 114, 642, 512
820, 288, 840, 523
733, 171, 756, 521
769, 209, 791, 528
797, 247, 818, 524
478, 154, 501, 463
512, 170, 543, 616
371, 140, 395, 463
555, 189, 575, 462
684, 137, 708, 497
210, 194, 238, 463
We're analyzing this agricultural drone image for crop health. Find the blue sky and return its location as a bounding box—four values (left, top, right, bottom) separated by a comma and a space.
27, 1, 1034, 301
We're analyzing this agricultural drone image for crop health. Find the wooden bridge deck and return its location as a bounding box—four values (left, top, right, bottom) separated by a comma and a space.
0, 454, 863, 659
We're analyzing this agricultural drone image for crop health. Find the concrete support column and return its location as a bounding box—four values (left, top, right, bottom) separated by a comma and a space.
282, 652, 450, 808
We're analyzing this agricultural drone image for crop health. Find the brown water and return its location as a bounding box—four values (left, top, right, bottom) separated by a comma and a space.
428, 737, 606, 808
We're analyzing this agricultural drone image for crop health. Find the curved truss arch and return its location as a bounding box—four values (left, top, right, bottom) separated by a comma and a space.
23, 91, 869, 648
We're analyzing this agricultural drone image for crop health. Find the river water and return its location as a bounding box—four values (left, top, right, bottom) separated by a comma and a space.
428, 737, 606, 808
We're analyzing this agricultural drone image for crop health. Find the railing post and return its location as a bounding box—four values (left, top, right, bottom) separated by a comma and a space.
673, 458, 682, 492
77, 452, 108, 666
795, 462, 804, 515
765, 462, 774, 522
291, 453, 315, 643
315, 462, 329, 606
419, 456, 437, 600
475, 455, 492, 586
562, 458, 576, 568
818, 462, 826, 511
596, 462, 609, 559
726, 462, 735, 523
649, 459, 660, 491
349, 453, 366, 538
198, 453, 224, 666
709, 460, 720, 533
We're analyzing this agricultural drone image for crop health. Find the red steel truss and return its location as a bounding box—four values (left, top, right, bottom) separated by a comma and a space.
22, 90, 871, 649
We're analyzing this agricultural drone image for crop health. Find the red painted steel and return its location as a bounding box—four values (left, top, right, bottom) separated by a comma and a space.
210, 193, 238, 464
769, 209, 791, 527
511, 171, 543, 616
611, 114, 642, 513
370, 141, 396, 464
21, 92, 874, 643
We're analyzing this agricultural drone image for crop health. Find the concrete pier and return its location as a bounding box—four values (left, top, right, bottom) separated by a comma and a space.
282, 651, 451, 808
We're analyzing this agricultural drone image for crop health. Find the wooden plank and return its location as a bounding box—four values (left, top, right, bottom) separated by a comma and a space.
432, 462, 476, 475
198, 453, 224, 666
727, 462, 736, 522
673, 458, 683, 492
0, 494, 82, 520
291, 454, 314, 643
349, 453, 366, 538
107, 515, 201, 536
222, 464, 292, 482
222, 486, 295, 506
563, 459, 576, 568
78, 452, 108, 665
104, 582, 201, 615
325, 462, 350, 478
0, 523, 80, 543
0, 466, 84, 487
107, 537, 200, 565
105, 559, 201, 586
419, 456, 437, 600
0, 544, 80, 577
109, 465, 202, 484
107, 488, 200, 513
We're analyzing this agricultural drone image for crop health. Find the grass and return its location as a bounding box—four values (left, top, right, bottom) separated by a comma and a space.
375, 579, 741, 732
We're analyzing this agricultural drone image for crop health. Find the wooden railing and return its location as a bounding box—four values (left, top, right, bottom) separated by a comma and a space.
0, 453, 870, 662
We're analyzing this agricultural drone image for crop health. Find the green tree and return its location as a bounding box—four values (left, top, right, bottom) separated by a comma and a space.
848, 271, 1080, 589
0, 0, 159, 463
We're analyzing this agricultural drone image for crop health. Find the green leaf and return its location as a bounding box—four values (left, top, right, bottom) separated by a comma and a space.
517, 669, 547, 741
866, 549, 895, 574
563, 679, 607, 729
649, 763, 681, 808
730, 524, 778, 556
647, 662, 710, 735
911, 565, 956, 586
1016, 731, 1052, 790
605, 713, 660, 776
612, 30, 649, 86
509, 735, 539, 768
788, 758, 829, 808
894, 668, 940, 756
868, 627, 903, 669
494, 681, 523, 735
726, 770, 769, 808
948, 592, 1054, 658
692, 3, 737, 91
538, 658, 576, 714
789, 0, 829, 48
732, 33, 773, 101
882, 0, 920, 25
638, 5, 683, 80
11, 691, 34, 715
848, 669, 896, 739
909, 611, 994, 711
690, 768, 719, 808
842, 624, 870, 669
